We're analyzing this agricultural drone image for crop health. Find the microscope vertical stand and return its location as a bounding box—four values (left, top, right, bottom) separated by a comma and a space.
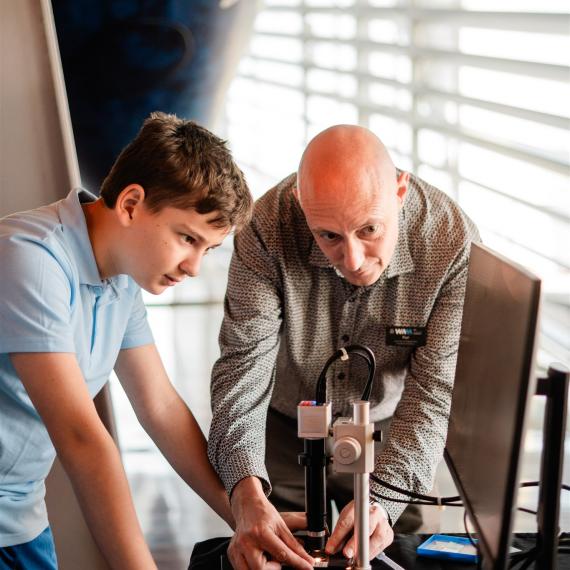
354, 402, 371, 570
333, 400, 375, 570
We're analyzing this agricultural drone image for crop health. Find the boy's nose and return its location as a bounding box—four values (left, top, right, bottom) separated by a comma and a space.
180, 253, 202, 278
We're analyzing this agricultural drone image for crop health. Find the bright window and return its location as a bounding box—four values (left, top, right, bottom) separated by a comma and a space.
224, 0, 570, 372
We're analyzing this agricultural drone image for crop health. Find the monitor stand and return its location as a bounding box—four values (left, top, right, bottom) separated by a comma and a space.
535, 363, 569, 569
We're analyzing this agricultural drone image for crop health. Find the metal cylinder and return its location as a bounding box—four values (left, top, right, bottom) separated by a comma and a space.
353, 400, 369, 426
353, 401, 371, 570
354, 473, 371, 570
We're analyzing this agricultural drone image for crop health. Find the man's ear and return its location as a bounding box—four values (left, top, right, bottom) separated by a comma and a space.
396, 171, 410, 207
115, 184, 146, 225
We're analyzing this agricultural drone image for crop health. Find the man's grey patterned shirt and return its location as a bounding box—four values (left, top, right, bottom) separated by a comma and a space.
208, 171, 480, 523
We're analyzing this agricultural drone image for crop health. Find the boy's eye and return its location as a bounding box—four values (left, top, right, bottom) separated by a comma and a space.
182, 234, 196, 244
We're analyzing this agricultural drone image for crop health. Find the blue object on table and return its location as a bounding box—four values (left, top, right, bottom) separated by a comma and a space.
417, 534, 478, 563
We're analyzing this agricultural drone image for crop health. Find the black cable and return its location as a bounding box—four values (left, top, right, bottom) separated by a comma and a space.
315, 344, 376, 404
463, 511, 481, 570
509, 547, 537, 569
508, 528, 569, 568
370, 475, 569, 507
463, 510, 477, 548
370, 473, 462, 504
372, 496, 536, 516
371, 488, 539, 518
370, 490, 452, 506
370, 489, 464, 507
517, 507, 537, 515
350, 345, 376, 400
519, 480, 569, 491
315, 350, 344, 404
517, 553, 537, 570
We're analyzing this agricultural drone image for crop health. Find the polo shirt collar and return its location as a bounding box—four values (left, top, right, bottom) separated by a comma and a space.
384, 207, 414, 279
57, 188, 129, 290
308, 239, 330, 268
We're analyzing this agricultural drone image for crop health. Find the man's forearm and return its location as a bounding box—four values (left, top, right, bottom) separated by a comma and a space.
208, 245, 283, 491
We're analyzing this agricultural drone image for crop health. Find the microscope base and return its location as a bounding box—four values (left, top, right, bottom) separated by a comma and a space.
283, 552, 352, 568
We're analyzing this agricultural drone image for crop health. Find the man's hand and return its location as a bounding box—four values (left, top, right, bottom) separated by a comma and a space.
228, 478, 314, 570
325, 501, 393, 560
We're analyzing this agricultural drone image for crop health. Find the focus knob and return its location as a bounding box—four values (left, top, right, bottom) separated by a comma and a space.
333, 436, 361, 465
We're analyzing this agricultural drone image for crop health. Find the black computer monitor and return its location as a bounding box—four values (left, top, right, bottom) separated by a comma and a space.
445, 243, 541, 570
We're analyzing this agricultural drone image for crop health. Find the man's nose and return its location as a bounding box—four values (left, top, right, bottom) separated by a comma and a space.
343, 237, 364, 272
180, 251, 202, 278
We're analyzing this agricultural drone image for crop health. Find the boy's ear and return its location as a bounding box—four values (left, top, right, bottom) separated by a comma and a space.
116, 185, 146, 225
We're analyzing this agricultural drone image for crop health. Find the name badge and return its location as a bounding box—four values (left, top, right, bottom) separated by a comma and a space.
386, 326, 427, 348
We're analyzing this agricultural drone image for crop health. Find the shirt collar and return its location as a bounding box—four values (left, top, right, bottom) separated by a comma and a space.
384, 207, 414, 279
308, 240, 330, 268
57, 188, 129, 290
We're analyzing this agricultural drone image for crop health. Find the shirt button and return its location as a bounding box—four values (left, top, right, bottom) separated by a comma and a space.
341, 334, 350, 343
338, 372, 346, 380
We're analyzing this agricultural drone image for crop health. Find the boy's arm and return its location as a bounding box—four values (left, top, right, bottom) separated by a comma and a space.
113, 344, 234, 529
10, 352, 157, 570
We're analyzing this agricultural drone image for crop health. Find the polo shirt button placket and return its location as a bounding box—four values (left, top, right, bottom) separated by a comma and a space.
335, 293, 359, 400
90, 286, 103, 354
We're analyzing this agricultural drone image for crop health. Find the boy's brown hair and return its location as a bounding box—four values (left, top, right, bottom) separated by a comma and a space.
100, 112, 252, 230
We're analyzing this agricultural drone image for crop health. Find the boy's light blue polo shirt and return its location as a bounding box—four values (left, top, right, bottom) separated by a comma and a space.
0, 189, 154, 547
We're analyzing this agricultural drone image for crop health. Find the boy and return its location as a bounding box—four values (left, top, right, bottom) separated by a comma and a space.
0, 112, 252, 569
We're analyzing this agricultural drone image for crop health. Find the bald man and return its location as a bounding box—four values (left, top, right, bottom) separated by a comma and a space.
208, 125, 480, 569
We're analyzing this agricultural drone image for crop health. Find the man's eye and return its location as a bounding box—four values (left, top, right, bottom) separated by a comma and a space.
362, 225, 380, 236
319, 232, 340, 242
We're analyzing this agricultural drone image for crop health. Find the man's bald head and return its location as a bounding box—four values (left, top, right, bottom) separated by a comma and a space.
297, 125, 396, 205
295, 125, 409, 287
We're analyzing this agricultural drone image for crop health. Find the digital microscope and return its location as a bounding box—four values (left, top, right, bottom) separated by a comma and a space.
296, 344, 382, 570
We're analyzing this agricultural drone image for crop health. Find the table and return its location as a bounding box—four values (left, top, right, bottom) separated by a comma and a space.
189, 533, 569, 569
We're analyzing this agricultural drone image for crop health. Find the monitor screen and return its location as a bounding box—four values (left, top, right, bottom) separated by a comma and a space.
445, 243, 541, 570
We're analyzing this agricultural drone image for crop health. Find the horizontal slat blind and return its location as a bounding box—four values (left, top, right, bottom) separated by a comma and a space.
224, 0, 569, 370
